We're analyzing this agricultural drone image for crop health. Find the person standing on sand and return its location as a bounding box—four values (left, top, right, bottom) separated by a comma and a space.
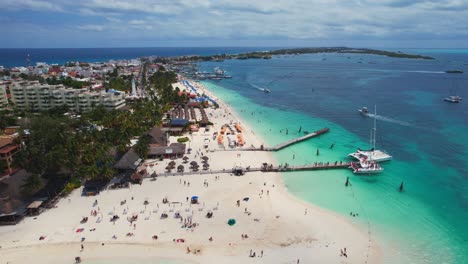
81, 244, 84, 251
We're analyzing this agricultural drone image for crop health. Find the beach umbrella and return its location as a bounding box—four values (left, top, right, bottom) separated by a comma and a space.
168, 161, 176, 166
201, 156, 209, 161
201, 159, 208, 164
150, 172, 157, 178
203, 163, 209, 168
183, 156, 189, 161
227, 219, 236, 226
165, 165, 172, 172
190, 161, 197, 166
177, 165, 184, 172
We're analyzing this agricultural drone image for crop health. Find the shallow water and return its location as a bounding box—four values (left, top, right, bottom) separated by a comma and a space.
199, 51, 468, 264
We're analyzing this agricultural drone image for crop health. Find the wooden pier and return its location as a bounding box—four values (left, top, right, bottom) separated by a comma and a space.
146, 160, 350, 178
264, 128, 329, 151
258, 161, 351, 172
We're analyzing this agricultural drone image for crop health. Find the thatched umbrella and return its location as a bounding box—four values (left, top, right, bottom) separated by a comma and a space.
183, 156, 189, 163
190, 161, 197, 166
150, 172, 157, 178
202, 163, 209, 170
168, 160, 176, 166
177, 165, 184, 172
201, 159, 208, 164
192, 164, 200, 171
201, 156, 209, 161
165, 165, 172, 172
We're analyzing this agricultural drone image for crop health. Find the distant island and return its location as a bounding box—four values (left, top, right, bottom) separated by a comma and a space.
165, 47, 435, 62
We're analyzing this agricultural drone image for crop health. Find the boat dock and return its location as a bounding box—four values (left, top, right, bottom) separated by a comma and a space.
264, 128, 329, 151
258, 161, 351, 172
146, 160, 350, 178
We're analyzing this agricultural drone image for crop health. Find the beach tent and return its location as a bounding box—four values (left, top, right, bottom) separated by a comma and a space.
227, 218, 236, 226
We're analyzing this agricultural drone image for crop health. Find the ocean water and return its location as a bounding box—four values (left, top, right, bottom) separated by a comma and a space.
0, 47, 272, 68
199, 51, 468, 264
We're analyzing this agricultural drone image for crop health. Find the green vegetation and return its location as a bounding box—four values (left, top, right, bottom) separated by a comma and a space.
177, 137, 190, 143
105, 68, 132, 92
46, 76, 90, 89
21, 174, 44, 196
166, 47, 434, 63
134, 135, 150, 159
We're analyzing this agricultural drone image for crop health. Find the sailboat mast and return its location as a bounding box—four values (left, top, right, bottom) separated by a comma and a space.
373, 105, 377, 150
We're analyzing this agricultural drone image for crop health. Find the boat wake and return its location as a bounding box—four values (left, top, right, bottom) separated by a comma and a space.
359, 69, 446, 74
250, 83, 271, 93
364, 113, 436, 132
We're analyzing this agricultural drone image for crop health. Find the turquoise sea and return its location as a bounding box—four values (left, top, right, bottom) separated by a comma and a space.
199, 50, 468, 264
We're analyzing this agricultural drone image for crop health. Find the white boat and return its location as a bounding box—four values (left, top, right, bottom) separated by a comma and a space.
444, 95, 462, 103
349, 106, 392, 162
214, 67, 225, 75
349, 161, 383, 174
358, 106, 369, 115
263, 88, 271, 93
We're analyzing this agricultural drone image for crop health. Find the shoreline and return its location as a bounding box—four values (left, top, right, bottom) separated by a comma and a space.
0, 79, 381, 264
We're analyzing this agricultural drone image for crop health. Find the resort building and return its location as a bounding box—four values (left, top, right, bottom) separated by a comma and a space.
0, 83, 9, 111
0, 127, 21, 175
9, 81, 126, 112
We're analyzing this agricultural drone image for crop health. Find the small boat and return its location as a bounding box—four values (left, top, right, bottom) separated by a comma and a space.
358, 107, 369, 115
445, 70, 463, 74
264, 89, 271, 93
444, 95, 462, 103
349, 161, 383, 174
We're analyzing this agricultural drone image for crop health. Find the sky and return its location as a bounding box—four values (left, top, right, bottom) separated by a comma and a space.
1, 0, 468, 48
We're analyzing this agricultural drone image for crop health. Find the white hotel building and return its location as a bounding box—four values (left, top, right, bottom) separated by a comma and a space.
10, 81, 126, 112
0, 83, 9, 111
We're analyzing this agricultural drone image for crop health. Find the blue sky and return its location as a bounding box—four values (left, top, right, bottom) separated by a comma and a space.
1, 0, 468, 48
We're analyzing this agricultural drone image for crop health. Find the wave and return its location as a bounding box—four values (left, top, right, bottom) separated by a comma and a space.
359, 69, 446, 74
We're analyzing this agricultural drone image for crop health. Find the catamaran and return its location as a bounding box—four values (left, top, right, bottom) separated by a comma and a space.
349, 106, 392, 162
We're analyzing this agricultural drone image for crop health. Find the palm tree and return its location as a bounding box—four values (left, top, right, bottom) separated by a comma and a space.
21, 174, 44, 196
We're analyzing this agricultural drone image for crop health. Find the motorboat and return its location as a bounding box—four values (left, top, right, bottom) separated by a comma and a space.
444, 96, 462, 103
358, 107, 369, 115
349, 161, 383, 174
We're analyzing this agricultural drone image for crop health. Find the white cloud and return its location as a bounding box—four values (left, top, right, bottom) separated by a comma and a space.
0, 0, 65, 11
77, 24, 105, 31
129, 19, 145, 25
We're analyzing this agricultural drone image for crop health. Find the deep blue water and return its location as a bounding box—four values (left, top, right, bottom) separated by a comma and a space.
0, 47, 273, 68
198, 51, 468, 263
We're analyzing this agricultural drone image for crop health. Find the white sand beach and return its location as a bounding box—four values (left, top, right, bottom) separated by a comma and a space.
0, 81, 381, 264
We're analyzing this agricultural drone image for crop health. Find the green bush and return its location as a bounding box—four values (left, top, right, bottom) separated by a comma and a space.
177, 137, 190, 143
63, 177, 81, 194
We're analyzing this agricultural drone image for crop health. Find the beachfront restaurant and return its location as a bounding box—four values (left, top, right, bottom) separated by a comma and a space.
148, 143, 186, 159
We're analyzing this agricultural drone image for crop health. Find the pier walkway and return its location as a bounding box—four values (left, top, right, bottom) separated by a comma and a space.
143, 160, 350, 178
265, 127, 329, 151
